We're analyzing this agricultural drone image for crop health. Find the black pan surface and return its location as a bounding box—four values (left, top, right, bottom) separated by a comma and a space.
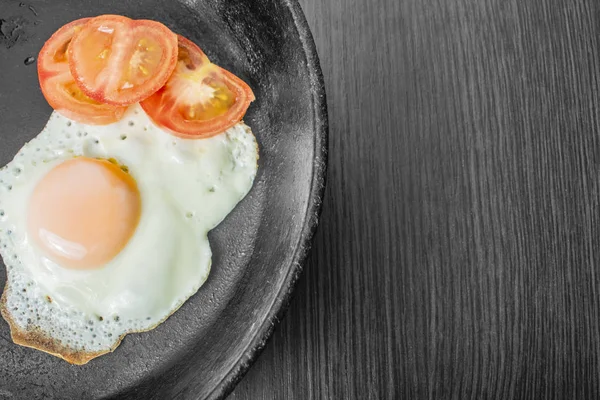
0, 0, 327, 398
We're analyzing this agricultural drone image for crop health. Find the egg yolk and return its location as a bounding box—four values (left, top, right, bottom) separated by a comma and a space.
27, 157, 141, 270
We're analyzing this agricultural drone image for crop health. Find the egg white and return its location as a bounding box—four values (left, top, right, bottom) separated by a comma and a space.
0, 104, 258, 359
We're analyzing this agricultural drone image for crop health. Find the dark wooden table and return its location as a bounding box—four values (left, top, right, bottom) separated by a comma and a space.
231, 0, 600, 398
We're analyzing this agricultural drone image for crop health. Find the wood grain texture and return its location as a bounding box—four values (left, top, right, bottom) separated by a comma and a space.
230, 0, 600, 398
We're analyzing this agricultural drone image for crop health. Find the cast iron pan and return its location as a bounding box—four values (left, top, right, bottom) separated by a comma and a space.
0, 0, 327, 398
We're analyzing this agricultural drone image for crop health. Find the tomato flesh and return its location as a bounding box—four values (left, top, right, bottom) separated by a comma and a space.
37, 18, 127, 125
141, 36, 255, 139
68, 15, 178, 106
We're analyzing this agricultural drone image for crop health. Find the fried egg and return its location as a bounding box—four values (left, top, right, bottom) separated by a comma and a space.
0, 104, 258, 364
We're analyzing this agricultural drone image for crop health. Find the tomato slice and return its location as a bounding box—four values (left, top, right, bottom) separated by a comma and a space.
37, 18, 127, 125
68, 15, 178, 106
140, 36, 255, 139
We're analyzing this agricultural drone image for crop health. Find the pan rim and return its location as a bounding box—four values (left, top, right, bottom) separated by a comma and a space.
203, 0, 328, 398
